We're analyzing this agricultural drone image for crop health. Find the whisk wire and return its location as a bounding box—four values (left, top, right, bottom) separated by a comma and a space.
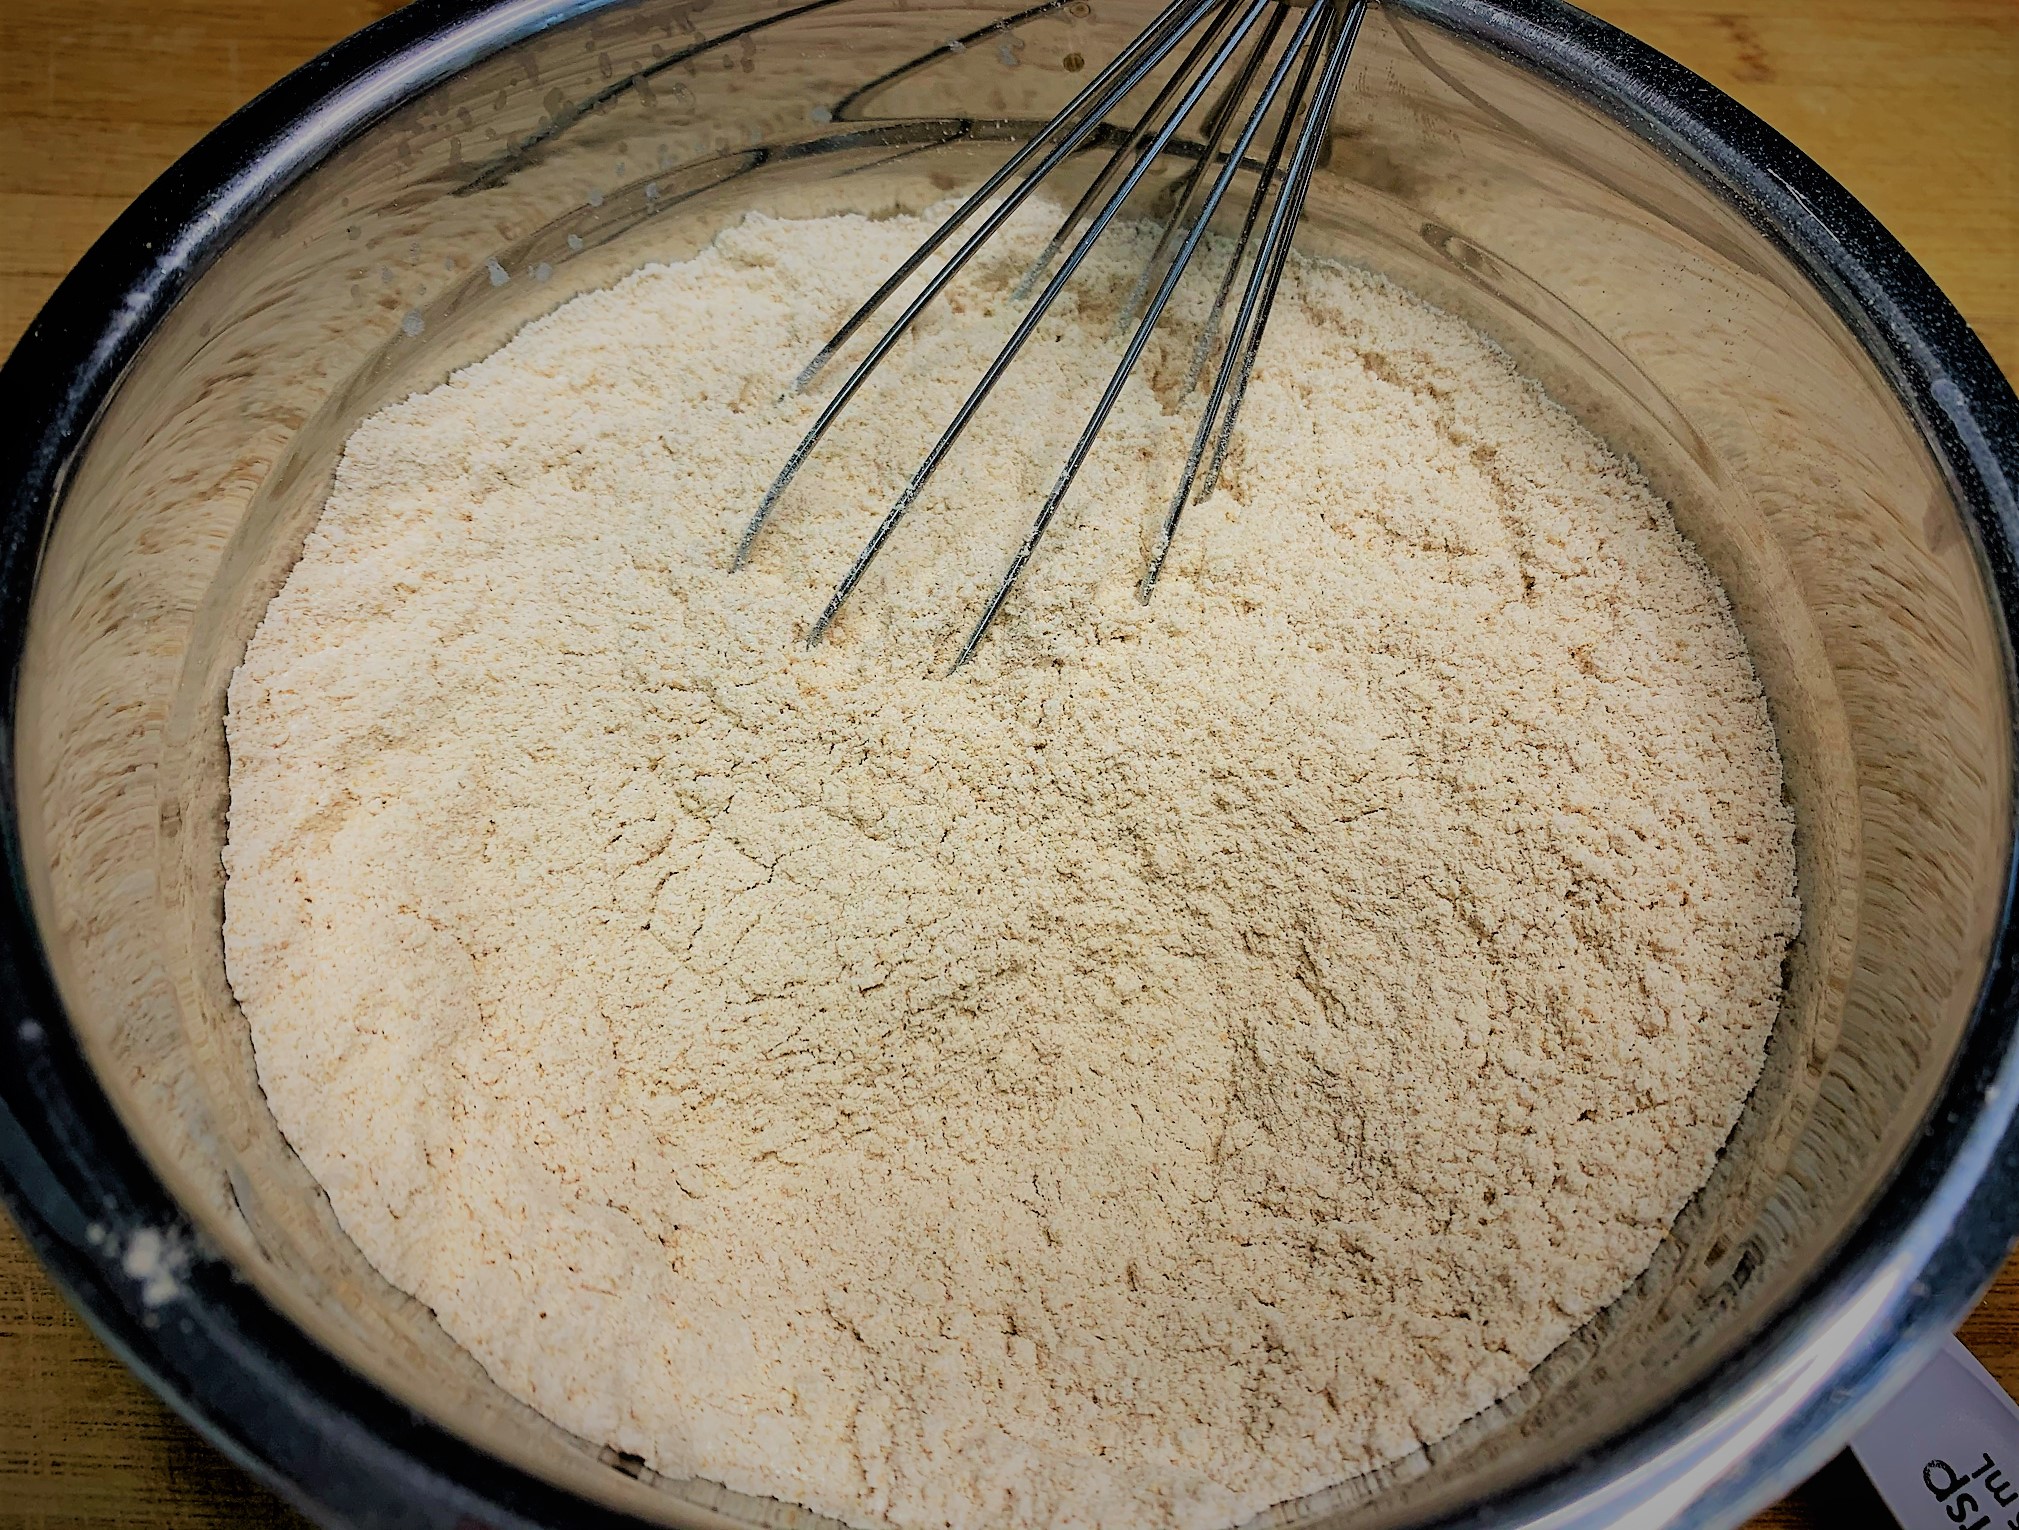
741, 0, 1369, 663
1025, 0, 1259, 306
1200, 0, 1363, 494
1145, 10, 1330, 595
954, 0, 1343, 667
795, 0, 1214, 386
1113, 0, 1291, 332
733, 0, 1227, 570
1014, 0, 1249, 303
804, 0, 1284, 646
1179, 8, 1324, 396
1144, 0, 1365, 599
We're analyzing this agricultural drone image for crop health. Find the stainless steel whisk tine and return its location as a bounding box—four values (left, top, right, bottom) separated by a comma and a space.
732, 0, 1226, 570
954, 0, 1343, 669
1180, 5, 1318, 396
1114, 1, 1291, 332
795, 0, 1214, 390
1198, 0, 1362, 498
1144, 0, 1366, 600
1012, 0, 1249, 303
805, 0, 1285, 647
1144, 9, 1328, 595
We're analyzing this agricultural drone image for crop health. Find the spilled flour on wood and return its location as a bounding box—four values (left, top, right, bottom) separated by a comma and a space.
224, 205, 1799, 1530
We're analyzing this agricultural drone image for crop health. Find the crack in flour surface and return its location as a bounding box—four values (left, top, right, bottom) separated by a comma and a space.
224, 206, 1799, 1530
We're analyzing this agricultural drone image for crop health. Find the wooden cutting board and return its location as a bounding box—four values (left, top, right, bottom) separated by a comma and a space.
0, 1, 2013, 1525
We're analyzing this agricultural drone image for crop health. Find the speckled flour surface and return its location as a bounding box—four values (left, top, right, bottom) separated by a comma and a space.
223, 206, 1799, 1530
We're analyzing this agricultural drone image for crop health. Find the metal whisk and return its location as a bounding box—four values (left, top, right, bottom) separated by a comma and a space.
734, 0, 1369, 666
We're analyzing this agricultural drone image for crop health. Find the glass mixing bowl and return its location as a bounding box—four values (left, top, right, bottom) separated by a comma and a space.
1, 2, 2016, 1526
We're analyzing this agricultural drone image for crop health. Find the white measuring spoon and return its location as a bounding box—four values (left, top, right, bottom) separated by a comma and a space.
1851, 1336, 2019, 1530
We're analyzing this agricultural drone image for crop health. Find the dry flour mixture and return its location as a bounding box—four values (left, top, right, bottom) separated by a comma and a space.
224, 205, 1800, 1530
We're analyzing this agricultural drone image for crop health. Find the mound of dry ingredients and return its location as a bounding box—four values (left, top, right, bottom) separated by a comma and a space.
224, 205, 1799, 1530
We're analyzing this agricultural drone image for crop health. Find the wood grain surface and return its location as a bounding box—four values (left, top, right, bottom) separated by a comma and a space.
0, 1, 2014, 1526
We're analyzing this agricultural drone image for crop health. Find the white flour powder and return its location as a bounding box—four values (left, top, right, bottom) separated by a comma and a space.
224, 206, 1799, 1530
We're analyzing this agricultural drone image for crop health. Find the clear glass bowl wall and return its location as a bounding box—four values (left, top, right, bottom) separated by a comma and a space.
14, 0, 2009, 1525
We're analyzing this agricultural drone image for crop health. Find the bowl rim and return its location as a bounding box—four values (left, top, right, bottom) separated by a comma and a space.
0, 1, 2015, 1527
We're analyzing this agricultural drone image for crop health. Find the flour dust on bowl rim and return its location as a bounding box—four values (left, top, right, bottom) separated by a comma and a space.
0, 2, 2015, 1528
